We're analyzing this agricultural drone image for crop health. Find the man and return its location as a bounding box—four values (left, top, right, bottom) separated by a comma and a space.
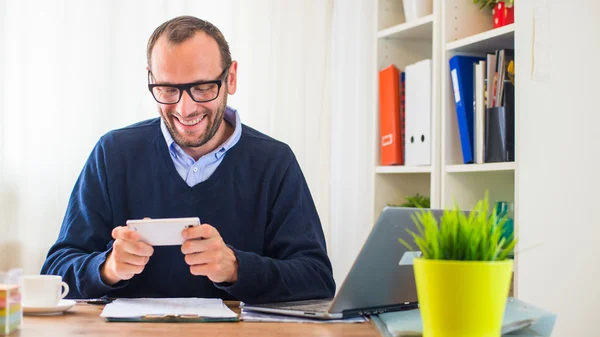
41, 16, 335, 304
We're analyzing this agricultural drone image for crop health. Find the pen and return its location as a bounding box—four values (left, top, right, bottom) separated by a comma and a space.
74, 298, 115, 305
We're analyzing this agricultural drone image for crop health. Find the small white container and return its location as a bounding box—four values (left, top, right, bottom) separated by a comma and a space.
402, 0, 433, 22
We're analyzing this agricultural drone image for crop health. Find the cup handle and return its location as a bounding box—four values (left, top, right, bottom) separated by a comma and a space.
60, 281, 70, 299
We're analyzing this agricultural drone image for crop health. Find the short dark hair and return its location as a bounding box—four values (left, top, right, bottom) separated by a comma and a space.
146, 15, 231, 71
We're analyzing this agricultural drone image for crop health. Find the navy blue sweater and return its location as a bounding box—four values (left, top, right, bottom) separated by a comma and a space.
41, 118, 335, 304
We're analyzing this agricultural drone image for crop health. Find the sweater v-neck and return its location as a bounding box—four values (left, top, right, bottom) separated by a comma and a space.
154, 124, 238, 194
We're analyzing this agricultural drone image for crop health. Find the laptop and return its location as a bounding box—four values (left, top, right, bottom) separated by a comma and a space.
242, 206, 443, 319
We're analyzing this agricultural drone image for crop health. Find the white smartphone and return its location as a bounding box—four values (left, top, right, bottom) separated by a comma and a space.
125, 217, 200, 246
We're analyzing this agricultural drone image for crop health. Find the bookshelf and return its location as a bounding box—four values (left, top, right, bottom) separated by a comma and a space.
446, 23, 515, 53
374, 0, 442, 223
377, 14, 434, 40
375, 0, 518, 293
376, 165, 432, 174
440, 0, 516, 212
445, 162, 515, 173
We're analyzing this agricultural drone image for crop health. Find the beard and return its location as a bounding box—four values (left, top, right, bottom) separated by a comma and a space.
160, 96, 227, 148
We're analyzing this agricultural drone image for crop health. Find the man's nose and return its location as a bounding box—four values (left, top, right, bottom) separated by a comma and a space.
176, 90, 196, 117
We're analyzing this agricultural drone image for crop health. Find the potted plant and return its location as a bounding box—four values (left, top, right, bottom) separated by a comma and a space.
473, 0, 515, 28
399, 193, 516, 337
389, 193, 431, 209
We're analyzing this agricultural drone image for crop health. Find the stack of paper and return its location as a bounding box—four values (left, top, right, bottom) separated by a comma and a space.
100, 298, 238, 322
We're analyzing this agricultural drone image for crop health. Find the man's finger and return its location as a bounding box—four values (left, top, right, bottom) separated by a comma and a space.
117, 252, 150, 266
116, 263, 144, 277
182, 224, 217, 240
181, 237, 220, 255
184, 251, 218, 266
190, 264, 218, 277
112, 226, 140, 241
120, 273, 135, 281
123, 241, 154, 257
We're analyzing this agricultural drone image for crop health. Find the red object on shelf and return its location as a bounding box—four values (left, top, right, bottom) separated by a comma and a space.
378, 65, 404, 166
493, 2, 514, 28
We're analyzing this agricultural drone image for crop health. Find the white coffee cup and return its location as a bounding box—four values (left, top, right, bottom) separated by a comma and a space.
21, 275, 69, 307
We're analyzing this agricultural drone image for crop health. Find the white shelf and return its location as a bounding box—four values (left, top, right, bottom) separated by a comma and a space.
376, 166, 432, 174
446, 24, 514, 54
377, 15, 434, 41
445, 162, 516, 173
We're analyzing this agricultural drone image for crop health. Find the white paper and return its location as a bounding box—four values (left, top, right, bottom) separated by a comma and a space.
100, 298, 237, 319
241, 309, 368, 324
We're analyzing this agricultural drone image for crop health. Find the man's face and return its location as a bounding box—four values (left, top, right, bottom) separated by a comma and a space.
150, 32, 236, 148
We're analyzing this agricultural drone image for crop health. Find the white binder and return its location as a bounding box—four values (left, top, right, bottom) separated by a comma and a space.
475, 60, 486, 164
404, 59, 432, 166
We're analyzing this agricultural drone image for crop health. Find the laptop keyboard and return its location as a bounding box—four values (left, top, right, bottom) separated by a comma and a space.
259, 299, 332, 312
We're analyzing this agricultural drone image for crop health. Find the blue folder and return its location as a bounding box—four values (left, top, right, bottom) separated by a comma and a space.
449, 55, 484, 164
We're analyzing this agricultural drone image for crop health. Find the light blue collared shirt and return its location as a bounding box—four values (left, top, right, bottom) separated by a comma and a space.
160, 106, 242, 187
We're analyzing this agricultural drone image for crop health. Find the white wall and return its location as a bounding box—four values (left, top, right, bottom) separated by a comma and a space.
516, 1, 600, 335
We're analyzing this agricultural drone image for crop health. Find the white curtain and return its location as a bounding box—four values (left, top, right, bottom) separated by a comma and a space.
329, 0, 376, 287
0, 0, 333, 274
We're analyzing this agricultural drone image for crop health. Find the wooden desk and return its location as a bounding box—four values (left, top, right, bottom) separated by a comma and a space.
14, 302, 382, 337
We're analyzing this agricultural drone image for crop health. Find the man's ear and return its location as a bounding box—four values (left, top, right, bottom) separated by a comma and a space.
226, 61, 238, 95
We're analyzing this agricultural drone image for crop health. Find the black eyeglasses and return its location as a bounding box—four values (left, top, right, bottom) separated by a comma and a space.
147, 67, 229, 104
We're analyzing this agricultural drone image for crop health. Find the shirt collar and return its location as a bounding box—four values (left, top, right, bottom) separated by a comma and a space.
160, 106, 242, 160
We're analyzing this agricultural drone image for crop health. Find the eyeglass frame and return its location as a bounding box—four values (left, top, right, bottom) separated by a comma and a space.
147, 66, 230, 104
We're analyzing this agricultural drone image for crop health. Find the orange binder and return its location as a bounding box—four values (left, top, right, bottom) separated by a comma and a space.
379, 65, 404, 166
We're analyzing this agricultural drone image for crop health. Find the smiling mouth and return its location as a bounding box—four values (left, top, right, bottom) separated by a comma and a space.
174, 114, 206, 126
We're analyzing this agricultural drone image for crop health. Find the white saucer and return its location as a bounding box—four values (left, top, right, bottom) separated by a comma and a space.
23, 300, 77, 316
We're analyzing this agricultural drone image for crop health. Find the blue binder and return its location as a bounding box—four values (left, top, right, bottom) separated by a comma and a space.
449, 55, 484, 164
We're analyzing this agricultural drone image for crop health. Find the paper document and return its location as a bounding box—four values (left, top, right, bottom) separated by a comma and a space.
241, 309, 367, 324
100, 298, 238, 319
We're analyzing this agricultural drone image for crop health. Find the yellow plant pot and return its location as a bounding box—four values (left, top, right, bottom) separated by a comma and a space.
414, 258, 513, 337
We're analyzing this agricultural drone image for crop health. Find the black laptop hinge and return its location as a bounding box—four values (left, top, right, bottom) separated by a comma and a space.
342, 302, 418, 318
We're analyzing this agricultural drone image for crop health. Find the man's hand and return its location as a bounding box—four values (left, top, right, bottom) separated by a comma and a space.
100, 226, 154, 286
181, 224, 238, 283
